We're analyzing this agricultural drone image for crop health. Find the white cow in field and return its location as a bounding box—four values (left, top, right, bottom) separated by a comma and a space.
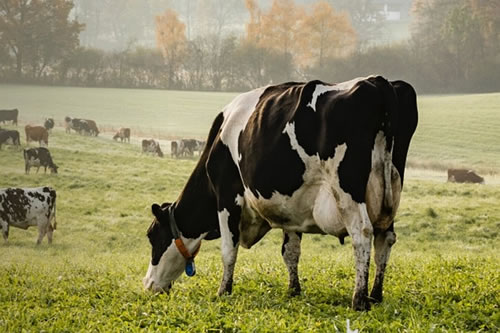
0, 187, 57, 244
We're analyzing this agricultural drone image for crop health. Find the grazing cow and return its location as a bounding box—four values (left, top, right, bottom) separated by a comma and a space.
142, 139, 164, 157
44, 118, 55, 132
0, 129, 21, 149
0, 109, 18, 125
447, 168, 484, 184
0, 187, 57, 244
65, 117, 98, 136
25, 125, 49, 146
172, 139, 206, 158
24, 147, 58, 174
113, 128, 131, 142
143, 76, 418, 311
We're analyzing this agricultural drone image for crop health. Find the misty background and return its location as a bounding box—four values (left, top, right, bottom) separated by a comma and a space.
0, 0, 499, 93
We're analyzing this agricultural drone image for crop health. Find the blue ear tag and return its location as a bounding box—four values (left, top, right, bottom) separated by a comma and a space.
185, 259, 196, 277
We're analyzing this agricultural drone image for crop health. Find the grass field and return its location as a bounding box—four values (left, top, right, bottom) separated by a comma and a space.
1, 85, 499, 331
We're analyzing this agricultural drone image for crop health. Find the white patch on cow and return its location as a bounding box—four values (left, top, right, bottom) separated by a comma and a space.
218, 209, 234, 258
220, 86, 267, 169
5, 137, 13, 145
241, 121, 352, 236
235, 194, 244, 207
307, 77, 368, 112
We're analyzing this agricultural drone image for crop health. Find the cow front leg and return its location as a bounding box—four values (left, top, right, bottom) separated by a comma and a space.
370, 226, 396, 303
217, 208, 240, 295
282, 231, 302, 296
1, 221, 9, 241
349, 204, 373, 311
36, 224, 47, 245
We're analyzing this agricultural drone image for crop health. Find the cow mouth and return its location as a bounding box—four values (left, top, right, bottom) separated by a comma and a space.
143, 276, 172, 293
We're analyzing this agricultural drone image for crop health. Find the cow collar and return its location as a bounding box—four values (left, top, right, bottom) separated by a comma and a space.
168, 205, 201, 276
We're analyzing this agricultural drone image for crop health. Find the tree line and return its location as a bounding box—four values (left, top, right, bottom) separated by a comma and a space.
1, 0, 499, 93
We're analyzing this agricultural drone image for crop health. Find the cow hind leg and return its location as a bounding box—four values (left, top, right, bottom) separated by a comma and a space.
369, 226, 396, 303
46, 223, 54, 244
36, 222, 48, 245
282, 231, 302, 296
348, 204, 374, 311
217, 207, 241, 295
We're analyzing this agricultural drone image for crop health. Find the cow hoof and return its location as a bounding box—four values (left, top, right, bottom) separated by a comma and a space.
288, 282, 301, 296
217, 285, 233, 296
369, 289, 383, 304
352, 294, 371, 311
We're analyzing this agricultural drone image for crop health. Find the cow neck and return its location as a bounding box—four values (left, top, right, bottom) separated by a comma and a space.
171, 158, 219, 240
168, 204, 200, 261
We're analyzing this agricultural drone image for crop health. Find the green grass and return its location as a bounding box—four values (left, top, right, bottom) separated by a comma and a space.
0, 87, 499, 331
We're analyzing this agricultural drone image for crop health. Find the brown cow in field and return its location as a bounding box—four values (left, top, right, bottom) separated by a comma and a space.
25, 125, 49, 146
113, 128, 130, 142
447, 169, 485, 184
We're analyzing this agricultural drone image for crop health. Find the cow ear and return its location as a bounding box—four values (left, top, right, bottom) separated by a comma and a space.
151, 204, 164, 219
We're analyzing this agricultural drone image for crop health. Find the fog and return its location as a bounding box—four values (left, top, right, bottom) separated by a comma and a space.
1, 0, 498, 93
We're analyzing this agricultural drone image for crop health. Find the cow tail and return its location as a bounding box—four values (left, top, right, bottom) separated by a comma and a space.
380, 77, 398, 213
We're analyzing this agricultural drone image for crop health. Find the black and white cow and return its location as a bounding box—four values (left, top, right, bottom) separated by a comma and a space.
144, 76, 418, 311
0, 187, 57, 244
44, 118, 55, 132
142, 139, 164, 158
0, 129, 21, 149
24, 147, 59, 174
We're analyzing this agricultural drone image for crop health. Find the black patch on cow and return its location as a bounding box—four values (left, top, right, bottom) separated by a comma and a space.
238, 83, 306, 199
147, 112, 225, 264
148, 204, 174, 265
390, 80, 418, 186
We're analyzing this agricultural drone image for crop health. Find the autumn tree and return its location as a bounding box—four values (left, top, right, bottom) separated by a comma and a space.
300, 1, 356, 68
155, 9, 187, 88
0, 0, 83, 79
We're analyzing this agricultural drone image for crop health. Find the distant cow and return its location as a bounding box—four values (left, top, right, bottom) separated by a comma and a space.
25, 125, 49, 146
113, 128, 130, 142
0, 187, 57, 244
447, 169, 484, 184
0, 129, 21, 149
24, 147, 58, 174
172, 139, 206, 157
142, 139, 163, 157
0, 109, 18, 125
65, 117, 99, 136
44, 118, 55, 132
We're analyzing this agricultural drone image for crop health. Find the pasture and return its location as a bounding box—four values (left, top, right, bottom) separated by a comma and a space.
0, 85, 499, 331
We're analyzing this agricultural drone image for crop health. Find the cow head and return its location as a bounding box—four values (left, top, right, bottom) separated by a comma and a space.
50, 163, 59, 174
156, 146, 164, 158
143, 203, 185, 293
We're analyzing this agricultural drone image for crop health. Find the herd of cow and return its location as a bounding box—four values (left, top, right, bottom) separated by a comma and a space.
0, 110, 206, 245
0, 76, 489, 311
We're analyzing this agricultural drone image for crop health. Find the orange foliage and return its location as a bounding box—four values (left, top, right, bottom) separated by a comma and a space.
259, 0, 305, 56
300, 1, 357, 67
244, 0, 356, 69
155, 9, 187, 64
